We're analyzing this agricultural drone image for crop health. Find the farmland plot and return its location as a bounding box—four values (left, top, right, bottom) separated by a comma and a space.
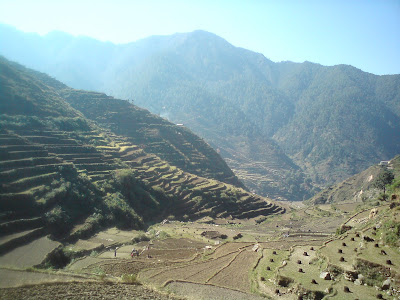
166, 281, 266, 300
209, 242, 252, 259
0, 236, 60, 268
208, 249, 260, 292
140, 252, 237, 286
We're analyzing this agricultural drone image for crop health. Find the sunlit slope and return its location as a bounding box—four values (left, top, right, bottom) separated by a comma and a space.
61, 89, 244, 188
307, 155, 400, 204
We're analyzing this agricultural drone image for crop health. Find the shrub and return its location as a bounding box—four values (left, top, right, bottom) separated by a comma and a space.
336, 224, 352, 235
132, 233, 150, 243
382, 220, 400, 246
121, 274, 139, 284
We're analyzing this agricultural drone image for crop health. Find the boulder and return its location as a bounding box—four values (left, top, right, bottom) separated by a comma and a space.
369, 208, 378, 219
382, 278, 391, 290
320, 272, 331, 280
354, 274, 364, 285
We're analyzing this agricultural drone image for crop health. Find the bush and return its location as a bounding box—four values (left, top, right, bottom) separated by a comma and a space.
45, 205, 70, 228
382, 220, 400, 246
121, 274, 139, 284
132, 233, 150, 243
336, 224, 352, 235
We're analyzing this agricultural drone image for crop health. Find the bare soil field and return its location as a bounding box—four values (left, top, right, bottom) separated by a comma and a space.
0, 281, 183, 299
84, 259, 182, 277
166, 281, 265, 300
0, 269, 92, 288
207, 249, 260, 292
67, 256, 105, 271
208, 242, 252, 259
140, 252, 237, 286
0, 236, 60, 268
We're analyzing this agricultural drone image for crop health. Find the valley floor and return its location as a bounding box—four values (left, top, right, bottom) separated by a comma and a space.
0, 200, 399, 300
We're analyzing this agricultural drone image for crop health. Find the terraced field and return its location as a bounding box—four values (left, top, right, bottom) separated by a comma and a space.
61, 89, 244, 188
0, 282, 183, 300
0, 123, 285, 263
1, 201, 399, 299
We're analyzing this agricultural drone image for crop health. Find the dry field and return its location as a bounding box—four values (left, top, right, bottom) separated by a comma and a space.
207, 249, 260, 292
0, 236, 60, 269
0, 281, 183, 300
140, 252, 237, 286
1, 201, 398, 299
166, 281, 265, 300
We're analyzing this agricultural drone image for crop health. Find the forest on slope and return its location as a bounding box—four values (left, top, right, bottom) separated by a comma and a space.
1, 25, 400, 201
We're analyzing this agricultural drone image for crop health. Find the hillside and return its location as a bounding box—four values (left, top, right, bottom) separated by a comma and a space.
60, 89, 243, 188
308, 155, 400, 205
0, 56, 285, 257
1, 26, 400, 200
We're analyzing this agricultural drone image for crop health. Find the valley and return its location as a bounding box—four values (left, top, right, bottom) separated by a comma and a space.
2, 26, 400, 201
1, 196, 399, 299
0, 28, 399, 299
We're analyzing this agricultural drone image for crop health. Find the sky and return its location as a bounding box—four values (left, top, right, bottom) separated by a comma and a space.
0, 0, 399, 75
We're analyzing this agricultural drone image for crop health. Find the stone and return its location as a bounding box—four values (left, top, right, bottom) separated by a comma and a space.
320, 272, 331, 280
382, 278, 391, 290
354, 279, 362, 285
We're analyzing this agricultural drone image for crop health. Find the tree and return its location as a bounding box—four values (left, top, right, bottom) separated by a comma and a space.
374, 168, 395, 198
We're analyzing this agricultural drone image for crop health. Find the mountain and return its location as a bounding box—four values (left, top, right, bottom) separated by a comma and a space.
0, 56, 285, 253
1, 25, 400, 201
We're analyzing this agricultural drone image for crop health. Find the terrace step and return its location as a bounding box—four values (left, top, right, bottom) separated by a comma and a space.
74, 163, 118, 172
23, 136, 78, 145
0, 217, 44, 236
0, 227, 46, 255
55, 153, 107, 160
45, 145, 98, 154
0, 137, 27, 146
0, 163, 71, 183
1, 172, 59, 193
0, 145, 44, 151
0, 157, 63, 171
68, 157, 111, 164
0, 150, 49, 160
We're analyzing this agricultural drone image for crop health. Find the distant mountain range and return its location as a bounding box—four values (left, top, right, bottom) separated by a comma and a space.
1, 24, 399, 201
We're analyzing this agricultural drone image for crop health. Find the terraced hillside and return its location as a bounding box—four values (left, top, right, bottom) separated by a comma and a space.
61, 89, 244, 188
0, 57, 285, 268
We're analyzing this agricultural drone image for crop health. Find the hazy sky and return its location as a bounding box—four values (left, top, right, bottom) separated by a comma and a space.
0, 0, 399, 75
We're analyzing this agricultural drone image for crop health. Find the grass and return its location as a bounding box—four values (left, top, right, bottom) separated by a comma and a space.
121, 274, 140, 284
319, 236, 359, 272
256, 248, 289, 282
279, 246, 332, 292
330, 278, 380, 300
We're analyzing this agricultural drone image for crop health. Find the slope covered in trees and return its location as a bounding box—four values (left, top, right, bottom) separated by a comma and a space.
1, 25, 399, 200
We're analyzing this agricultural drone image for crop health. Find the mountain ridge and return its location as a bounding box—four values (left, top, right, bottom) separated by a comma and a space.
1, 24, 399, 201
